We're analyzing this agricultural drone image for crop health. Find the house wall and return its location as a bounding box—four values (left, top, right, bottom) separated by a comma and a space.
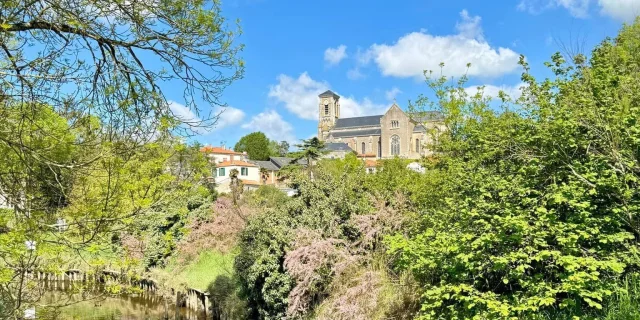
208, 153, 247, 164
214, 165, 259, 193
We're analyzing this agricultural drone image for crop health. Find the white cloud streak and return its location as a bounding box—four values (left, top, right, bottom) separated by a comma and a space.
324, 45, 348, 66
268, 72, 391, 120
241, 110, 296, 144
362, 10, 520, 79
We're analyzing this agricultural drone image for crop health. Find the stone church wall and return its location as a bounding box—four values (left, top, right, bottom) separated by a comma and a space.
380, 105, 415, 158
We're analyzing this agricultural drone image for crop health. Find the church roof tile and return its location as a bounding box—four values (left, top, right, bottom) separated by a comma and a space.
334, 115, 382, 129
330, 128, 382, 138
319, 90, 340, 99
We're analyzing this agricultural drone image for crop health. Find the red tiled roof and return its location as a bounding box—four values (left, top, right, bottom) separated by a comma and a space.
200, 146, 243, 155
217, 160, 257, 168
358, 153, 377, 158
364, 160, 378, 167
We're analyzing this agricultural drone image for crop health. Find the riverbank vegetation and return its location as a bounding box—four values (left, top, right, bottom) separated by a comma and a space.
3, 1, 640, 319
0, 0, 244, 317
226, 20, 640, 319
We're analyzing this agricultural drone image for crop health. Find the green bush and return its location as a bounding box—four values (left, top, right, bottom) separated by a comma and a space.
386, 21, 640, 319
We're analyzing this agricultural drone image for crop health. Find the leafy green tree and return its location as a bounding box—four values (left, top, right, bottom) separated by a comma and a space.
234, 132, 272, 160
294, 137, 326, 178
0, 0, 244, 138
386, 20, 640, 319
0, 0, 243, 315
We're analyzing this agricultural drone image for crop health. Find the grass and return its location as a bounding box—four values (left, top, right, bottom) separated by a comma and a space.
161, 250, 236, 291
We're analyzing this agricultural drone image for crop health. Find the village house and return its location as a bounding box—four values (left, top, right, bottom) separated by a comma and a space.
201, 145, 259, 192
200, 145, 248, 164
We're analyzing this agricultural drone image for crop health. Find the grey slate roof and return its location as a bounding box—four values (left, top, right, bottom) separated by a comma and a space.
251, 157, 308, 171
330, 128, 382, 138
270, 157, 308, 168
252, 160, 279, 171
334, 115, 382, 129
323, 142, 354, 152
414, 125, 431, 132
319, 90, 340, 99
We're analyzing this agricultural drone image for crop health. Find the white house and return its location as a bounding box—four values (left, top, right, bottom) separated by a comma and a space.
200, 145, 248, 164
213, 159, 261, 193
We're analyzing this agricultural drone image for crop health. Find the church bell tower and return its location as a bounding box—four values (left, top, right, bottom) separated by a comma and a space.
317, 90, 340, 141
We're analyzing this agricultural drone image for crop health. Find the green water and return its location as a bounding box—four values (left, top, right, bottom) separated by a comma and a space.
36, 282, 206, 320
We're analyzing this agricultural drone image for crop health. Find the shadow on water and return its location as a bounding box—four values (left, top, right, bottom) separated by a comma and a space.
38, 281, 206, 320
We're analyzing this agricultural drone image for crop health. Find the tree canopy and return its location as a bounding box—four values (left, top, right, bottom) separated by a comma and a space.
0, 0, 241, 316
234, 132, 273, 161
0, 0, 244, 138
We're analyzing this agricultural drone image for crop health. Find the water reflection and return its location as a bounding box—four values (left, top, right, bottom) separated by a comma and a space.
38, 281, 206, 320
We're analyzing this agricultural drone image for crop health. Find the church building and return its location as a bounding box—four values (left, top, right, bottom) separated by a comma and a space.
317, 90, 445, 159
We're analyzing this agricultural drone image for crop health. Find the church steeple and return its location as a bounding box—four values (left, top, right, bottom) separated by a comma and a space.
317, 90, 340, 141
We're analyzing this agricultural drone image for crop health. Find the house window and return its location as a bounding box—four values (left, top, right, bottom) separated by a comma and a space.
391, 135, 400, 156
218, 168, 226, 176
361, 142, 366, 154
378, 140, 381, 158
391, 120, 399, 128
415, 138, 420, 153
241, 167, 248, 176
324, 104, 329, 115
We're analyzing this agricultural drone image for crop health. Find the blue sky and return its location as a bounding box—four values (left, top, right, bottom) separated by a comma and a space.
166, 0, 640, 147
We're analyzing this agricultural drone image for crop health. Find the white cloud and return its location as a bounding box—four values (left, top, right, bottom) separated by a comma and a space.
464, 82, 528, 100
241, 110, 296, 143
168, 100, 244, 132
215, 107, 246, 130
518, 0, 640, 21
324, 45, 348, 66
456, 9, 484, 41
385, 87, 402, 101
268, 72, 328, 120
363, 10, 520, 79
340, 96, 389, 118
517, 0, 590, 17
169, 100, 199, 123
347, 68, 365, 80
268, 72, 391, 120
599, 0, 640, 22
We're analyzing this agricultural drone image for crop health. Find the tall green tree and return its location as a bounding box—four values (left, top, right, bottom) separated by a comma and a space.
294, 137, 325, 178
234, 132, 272, 161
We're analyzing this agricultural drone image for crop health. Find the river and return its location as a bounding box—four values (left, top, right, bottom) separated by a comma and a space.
35, 281, 206, 320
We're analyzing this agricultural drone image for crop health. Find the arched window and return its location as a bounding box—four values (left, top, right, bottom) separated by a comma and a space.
415, 138, 420, 153
361, 142, 366, 154
391, 135, 400, 156
324, 104, 329, 115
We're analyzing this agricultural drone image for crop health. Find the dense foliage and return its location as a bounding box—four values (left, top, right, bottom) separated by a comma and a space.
235, 156, 415, 319
1, 0, 244, 138
387, 21, 640, 319
234, 132, 275, 160
231, 21, 640, 320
